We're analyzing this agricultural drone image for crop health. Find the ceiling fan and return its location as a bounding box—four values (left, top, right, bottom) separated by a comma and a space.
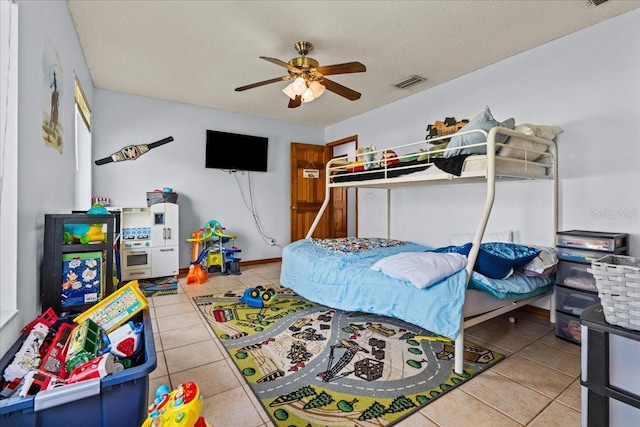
234, 41, 366, 108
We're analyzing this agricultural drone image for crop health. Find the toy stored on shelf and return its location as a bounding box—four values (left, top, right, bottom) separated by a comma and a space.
143, 381, 211, 427
61, 204, 110, 244
73, 280, 148, 333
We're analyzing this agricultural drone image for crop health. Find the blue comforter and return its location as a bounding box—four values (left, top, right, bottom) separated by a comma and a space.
280, 238, 468, 338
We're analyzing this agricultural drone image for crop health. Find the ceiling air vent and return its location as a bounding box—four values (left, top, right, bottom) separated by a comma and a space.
589, 0, 608, 6
394, 75, 426, 89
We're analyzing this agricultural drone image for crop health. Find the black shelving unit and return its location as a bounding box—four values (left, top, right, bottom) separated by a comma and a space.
581, 304, 640, 426
41, 213, 116, 314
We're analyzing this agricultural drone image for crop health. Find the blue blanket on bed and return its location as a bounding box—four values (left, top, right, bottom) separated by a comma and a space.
280, 238, 468, 338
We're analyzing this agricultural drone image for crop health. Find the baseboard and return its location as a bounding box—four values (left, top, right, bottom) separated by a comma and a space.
178, 257, 282, 277
522, 305, 551, 319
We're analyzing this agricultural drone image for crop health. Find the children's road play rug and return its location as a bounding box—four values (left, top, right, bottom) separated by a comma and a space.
194, 290, 504, 427
137, 276, 178, 297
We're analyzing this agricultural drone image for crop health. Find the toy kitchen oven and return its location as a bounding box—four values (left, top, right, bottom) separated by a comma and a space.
121, 226, 152, 280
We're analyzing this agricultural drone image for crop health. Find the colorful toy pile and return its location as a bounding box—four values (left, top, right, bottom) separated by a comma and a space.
0, 281, 147, 400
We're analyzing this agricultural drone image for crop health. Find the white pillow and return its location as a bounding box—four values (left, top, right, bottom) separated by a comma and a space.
371, 252, 467, 289
520, 245, 558, 276
498, 124, 563, 161
449, 230, 513, 246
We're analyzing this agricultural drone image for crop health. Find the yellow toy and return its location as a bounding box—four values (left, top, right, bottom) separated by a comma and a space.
143, 382, 211, 427
73, 280, 148, 333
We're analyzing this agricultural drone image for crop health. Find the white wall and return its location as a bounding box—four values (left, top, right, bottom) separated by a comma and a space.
92, 90, 323, 268
1, 1, 94, 355
326, 9, 640, 255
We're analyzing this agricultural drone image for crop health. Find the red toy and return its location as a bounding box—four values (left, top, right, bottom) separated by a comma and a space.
18, 370, 64, 397
106, 321, 143, 358
66, 353, 123, 384
40, 323, 75, 379
22, 307, 58, 333
380, 149, 400, 166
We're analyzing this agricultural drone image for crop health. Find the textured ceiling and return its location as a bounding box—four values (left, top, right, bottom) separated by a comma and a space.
67, 0, 640, 127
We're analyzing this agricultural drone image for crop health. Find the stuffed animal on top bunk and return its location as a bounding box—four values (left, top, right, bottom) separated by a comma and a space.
425, 116, 469, 142
380, 149, 400, 167
346, 145, 379, 172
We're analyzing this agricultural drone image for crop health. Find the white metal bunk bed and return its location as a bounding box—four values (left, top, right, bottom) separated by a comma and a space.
290, 126, 558, 374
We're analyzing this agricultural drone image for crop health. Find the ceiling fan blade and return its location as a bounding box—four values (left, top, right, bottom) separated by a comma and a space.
288, 95, 302, 108
235, 76, 290, 92
321, 78, 361, 101
315, 62, 366, 76
260, 56, 302, 74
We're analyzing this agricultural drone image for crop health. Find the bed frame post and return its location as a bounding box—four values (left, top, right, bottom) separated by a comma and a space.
454, 319, 465, 374
455, 128, 497, 375
305, 160, 333, 239
386, 189, 391, 239
549, 141, 558, 323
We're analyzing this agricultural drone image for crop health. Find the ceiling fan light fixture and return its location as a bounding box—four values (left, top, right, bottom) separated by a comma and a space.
301, 87, 315, 103
309, 80, 326, 98
292, 77, 307, 95
282, 83, 298, 100
238, 41, 365, 108
283, 76, 307, 100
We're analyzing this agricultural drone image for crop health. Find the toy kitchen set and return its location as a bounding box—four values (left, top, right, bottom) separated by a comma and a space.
120, 203, 179, 281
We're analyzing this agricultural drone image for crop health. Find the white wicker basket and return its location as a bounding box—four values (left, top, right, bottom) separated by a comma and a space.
588, 255, 640, 331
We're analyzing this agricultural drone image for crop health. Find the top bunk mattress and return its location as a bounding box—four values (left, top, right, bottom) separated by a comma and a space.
331, 154, 551, 185
329, 125, 557, 187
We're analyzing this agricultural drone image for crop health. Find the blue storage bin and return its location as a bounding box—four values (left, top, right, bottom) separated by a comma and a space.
0, 309, 156, 427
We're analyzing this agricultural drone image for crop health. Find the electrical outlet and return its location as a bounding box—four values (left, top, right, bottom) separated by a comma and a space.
268, 238, 275, 246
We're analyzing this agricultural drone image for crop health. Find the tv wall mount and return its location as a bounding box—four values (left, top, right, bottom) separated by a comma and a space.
95, 136, 174, 165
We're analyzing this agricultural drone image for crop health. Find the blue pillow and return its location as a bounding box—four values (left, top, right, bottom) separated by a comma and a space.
476, 242, 541, 279
432, 242, 540, 279
444, 106, 515, 158
432, 243, 472, 256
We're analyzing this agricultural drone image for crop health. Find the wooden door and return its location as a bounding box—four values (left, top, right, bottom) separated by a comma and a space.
290, 142, 330, 241
327, 136, 357, 238
330, 187, 347, 238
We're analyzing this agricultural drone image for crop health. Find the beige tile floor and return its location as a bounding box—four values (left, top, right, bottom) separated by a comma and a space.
147, 262, 582, 427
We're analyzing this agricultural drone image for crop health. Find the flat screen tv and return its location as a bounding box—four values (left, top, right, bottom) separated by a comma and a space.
205, 130, 269, 172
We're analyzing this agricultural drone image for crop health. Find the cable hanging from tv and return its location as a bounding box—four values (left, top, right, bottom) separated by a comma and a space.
233, 172, 276, 246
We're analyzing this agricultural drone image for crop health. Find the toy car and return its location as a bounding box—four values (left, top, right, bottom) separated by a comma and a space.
240, 286, 276, 308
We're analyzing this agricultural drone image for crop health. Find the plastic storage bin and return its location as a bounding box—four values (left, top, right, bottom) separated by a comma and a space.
557, 246, 618, 264
0, 309, 156, 427
146, 192, 177, 206
556, 311, 583, 344
556, 230, 627, 253
556, 285, 599, 317
557, 260, 597, 292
